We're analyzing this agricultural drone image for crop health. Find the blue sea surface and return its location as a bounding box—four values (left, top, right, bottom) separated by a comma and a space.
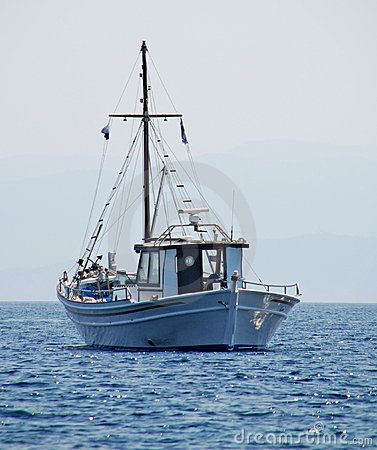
0, 301, 376, 449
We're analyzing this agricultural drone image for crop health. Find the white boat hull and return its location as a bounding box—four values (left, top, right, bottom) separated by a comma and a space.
57, 288, 299, 350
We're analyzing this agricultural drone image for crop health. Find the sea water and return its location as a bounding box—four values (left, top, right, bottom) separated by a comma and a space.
0, 302, 376, 449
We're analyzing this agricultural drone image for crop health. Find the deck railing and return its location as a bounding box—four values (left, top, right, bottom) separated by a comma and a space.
153, 223, 232, 246
58, 279, 301, 302
242, 280, 301, 296
58, 283, 132, 302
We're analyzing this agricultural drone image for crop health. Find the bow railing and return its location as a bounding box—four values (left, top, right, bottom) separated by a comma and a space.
242, 280, 301, 296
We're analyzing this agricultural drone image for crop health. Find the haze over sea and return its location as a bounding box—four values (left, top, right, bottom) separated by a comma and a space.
0, 301, 375, 449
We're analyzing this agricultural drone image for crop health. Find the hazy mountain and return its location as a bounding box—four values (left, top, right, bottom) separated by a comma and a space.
1, 234, 375, 302
1, 140, 376, 301
252, 234, 377, 302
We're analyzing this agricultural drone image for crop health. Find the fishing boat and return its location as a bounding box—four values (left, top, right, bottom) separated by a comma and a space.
56, 41, 301, 350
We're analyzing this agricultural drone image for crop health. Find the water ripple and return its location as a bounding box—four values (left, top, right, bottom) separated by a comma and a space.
0, 301, 376, 448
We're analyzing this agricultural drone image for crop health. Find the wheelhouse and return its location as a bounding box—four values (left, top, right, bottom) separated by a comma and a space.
134, 241, 249, 301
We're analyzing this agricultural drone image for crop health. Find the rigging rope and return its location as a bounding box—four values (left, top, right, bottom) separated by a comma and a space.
78, 139, 109, 259
147, 55, 204, 218
74, 47, 142, 272
97, 170, 162, 242
112, 51, 141, 114
148, 52, 178, 113
149, 121, 227, 232
94, 122, 143, 254
114, 131, 142, 252
148, 64, 200, 213
243, 256, 265, 286
146, 54, 207, 236
161, 186, 170, 229
113, 73, 142, 248
74, 122, 143, 279
149, 122, 192, 234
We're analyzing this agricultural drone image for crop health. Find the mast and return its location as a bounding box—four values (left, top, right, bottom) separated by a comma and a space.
141, 40, 151, 241
109, 41, 182, 241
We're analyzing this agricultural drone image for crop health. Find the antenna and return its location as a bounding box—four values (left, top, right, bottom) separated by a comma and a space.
230, 190, 235, 241
178, 208, 209, 215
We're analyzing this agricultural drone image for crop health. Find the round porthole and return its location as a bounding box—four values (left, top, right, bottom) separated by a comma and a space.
184, 255, 195, 267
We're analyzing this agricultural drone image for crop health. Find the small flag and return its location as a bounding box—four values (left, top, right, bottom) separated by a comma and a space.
101, 124, 110, 140
180, 119, 188, 145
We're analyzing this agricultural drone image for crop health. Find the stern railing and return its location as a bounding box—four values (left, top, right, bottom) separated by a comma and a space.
58, 282, 133, 302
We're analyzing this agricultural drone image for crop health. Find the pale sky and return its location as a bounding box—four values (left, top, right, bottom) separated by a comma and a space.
0, 1, 376, 301
1, 0, 377, 158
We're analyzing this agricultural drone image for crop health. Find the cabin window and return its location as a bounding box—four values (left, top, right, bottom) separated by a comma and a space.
148, 251, 160, 284
202, 249, 224, 278
202, 248, 225, 290
137, 251, 160, 285
137, 252, 149, 283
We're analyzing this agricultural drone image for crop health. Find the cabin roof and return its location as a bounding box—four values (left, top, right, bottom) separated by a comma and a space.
134, 240, 249, 253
